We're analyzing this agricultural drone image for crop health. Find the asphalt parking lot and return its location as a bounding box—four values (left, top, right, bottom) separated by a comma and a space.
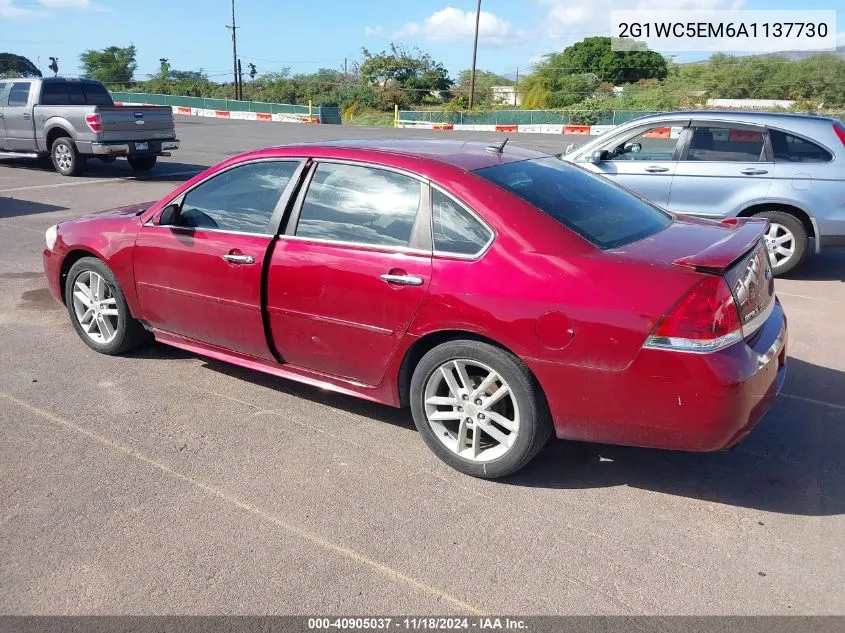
1, 117, 843, 615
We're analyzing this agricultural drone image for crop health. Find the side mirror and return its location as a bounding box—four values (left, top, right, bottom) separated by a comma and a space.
589, 149, 609, 164
158, 203, 179, 226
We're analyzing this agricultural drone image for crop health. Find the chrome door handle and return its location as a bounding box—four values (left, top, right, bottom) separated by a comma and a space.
22, 113, 30, 119
644, 166, 669, 173
380, 273, 423, 286
222, 253, 255, 264
740, 168, 768, 175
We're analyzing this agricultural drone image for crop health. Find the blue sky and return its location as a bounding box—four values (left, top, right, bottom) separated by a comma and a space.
2, 0, 843, 81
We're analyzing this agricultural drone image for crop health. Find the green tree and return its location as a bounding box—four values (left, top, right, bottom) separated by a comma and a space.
455, 70, 513, 106
359, 43, 452, 105
546, 36, 667, 84
0, 53, 41, 78
80, 45, 137, 85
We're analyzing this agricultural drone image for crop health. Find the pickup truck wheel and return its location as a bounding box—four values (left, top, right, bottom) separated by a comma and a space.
51, 137, 83, 177
128, 156, 157, 171
64, 257, 152, 355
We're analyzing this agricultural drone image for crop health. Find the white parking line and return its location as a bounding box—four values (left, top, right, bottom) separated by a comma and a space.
778, 292, 843, 306
781, 392, 845, 411
0, 391, 483, 615
0, 170, 201, 194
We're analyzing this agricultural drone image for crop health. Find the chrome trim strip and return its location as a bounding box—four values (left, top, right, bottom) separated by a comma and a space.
277, 233, 432, 256
643, 330, 743, 354
141, 222, 273, 238
741, 295, 775, 338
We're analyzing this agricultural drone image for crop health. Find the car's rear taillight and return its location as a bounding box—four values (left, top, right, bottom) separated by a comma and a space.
644, 276, 743, 353
85, 113, 103, 133
834, 122, 845, 147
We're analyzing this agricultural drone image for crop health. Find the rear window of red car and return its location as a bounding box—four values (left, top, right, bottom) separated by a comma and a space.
474, 157, 672, 249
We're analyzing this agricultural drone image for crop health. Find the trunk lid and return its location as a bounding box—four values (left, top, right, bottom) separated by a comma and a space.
617, 216, 775, 337
96, 106, 175, 142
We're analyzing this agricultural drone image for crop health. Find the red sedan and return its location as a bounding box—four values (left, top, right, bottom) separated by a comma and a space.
42, 140, 787, 478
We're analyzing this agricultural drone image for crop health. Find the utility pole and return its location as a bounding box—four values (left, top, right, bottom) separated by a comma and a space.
238, 59, 244, 98
467, 0, 481, 109
514, 66, 519, 107
226, 0, 240, 100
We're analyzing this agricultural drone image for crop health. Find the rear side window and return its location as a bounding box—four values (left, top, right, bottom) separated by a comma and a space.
432, 189, 492, 256
475, 158, 672, 249
40, 82, 112, 106
769, 129, 832, 163
295, 163, 422, 247
7, 82, 31, 106
686, 126, 764, 162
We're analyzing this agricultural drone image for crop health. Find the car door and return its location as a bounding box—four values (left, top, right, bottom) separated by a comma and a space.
133, 159, 304, 360
3, 81, 37, 151
266, 160, 432, 386
579, 121, 687, 208
668, 121, 774, 219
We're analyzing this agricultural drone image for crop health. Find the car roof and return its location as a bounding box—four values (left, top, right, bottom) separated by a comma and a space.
267, 139, 548, 171
627, 110, 839, 126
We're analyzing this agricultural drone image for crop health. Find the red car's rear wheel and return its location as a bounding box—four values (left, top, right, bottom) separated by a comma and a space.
410, 340, 552, 479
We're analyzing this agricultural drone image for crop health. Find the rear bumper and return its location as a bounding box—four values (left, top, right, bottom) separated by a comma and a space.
76, 139, 180, 156
529, 300, 788, 452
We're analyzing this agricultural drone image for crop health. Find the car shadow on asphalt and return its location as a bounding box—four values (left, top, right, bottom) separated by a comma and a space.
0, 157, 208, 182
778, 249, 845, 282
127, 345, 842, 517
1, 198, 68, 219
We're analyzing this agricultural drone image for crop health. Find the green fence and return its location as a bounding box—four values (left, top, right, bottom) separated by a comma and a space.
109, 91, 342, 124
397, 109, 656, 126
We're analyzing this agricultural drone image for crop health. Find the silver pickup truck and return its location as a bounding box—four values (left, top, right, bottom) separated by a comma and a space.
0, 77, 179, 176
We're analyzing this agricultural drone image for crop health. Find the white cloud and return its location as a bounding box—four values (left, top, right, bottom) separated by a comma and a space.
0, 0, 40, 18
39, 0, 108, 10
537, 0, 746, 41
367, 7, 524, 47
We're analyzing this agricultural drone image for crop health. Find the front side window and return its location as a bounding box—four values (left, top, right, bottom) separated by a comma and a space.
7, 82, 31, 106
431, 189, 492, 256
686, 126, 765, 162
769, 129, 832, 163
295, 163, 422, 247
607, 125, 685, 162
475, 158, 672, 249
176, 161, 299, 234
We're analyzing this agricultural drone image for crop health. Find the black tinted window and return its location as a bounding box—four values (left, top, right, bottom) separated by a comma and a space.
686, 126, 764, 162
82, 83, 113, 106
432, 189, 491, 255
7, 82, 31, 106
474, 158, 671, 249
769, 129, 832, 163
296, 163, 422, 247
178, 161, 298, 234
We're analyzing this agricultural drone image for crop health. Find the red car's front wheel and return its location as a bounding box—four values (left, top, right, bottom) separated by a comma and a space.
64, 257, 151, 355
410, 340, 552, 479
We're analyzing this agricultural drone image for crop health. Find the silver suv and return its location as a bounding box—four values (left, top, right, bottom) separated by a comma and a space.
562, 111, 845, 275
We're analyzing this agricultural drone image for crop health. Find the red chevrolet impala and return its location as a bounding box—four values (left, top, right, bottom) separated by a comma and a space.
43, 140, 787, 478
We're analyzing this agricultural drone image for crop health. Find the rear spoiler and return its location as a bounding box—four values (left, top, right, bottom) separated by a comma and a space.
673, 217, 769, 273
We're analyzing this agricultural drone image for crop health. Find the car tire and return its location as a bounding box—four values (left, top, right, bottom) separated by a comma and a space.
51, 137, 83, 177
752, 210, 808, 276
128, 156, 157, 171
64, 257, 151, 355
409, 340, 553, 479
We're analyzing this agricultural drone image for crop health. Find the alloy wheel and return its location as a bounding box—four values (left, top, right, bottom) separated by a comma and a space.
423, 359, 520, 462
71, 270, 120, 345
54, 144, 73, 172
764, 222, 795, 268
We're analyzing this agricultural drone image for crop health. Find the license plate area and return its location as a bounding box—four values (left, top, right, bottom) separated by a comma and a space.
134, 142, 149, 151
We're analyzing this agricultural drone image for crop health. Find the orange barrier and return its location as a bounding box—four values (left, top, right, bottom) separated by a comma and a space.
563, 125, 591, 135
215, 110, 230, 118
257, 113, 272, 121
729, 129, 763, 143
643, 127, 671, 138
432, 123, 454, 130
495, 124, 518, 132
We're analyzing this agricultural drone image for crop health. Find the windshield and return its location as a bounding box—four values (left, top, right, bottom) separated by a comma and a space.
474, 157, 672, 249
